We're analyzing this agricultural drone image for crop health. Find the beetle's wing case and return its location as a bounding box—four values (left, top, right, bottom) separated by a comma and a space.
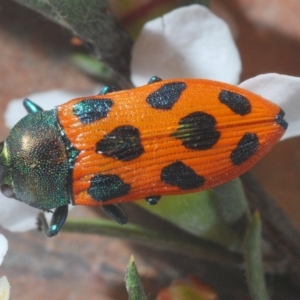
57, 79, 287, 206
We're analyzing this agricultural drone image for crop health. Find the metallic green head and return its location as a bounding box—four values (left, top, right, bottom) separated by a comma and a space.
0, 108, 70, 210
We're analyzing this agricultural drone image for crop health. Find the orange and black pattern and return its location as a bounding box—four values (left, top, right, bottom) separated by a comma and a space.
57, 78, 287, 206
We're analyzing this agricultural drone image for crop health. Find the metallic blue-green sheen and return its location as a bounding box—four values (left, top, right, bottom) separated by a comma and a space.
1, 109, 70, 210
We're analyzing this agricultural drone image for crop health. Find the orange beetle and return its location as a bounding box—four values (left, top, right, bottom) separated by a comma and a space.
0, 77, 287, 236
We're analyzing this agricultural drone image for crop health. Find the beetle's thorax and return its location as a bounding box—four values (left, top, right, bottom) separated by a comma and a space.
2, 109, 71, 210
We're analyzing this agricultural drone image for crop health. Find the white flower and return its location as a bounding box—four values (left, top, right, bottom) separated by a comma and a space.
0, 234, 9, 300
0, 276, 10, 300
240, 73, 300, 141
0, 5, 298, 233
131, 5, 241, 86
0, 234, 7, 265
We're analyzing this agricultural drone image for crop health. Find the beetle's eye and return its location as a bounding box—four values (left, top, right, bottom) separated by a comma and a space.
1, 184, 15, 198
0, 141, 4, 153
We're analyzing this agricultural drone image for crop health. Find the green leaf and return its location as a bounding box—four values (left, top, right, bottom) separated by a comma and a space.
243, 211, 270, 300
125, 256, 148, 300
62, 218, 242, 265
71, 54, 113, 82
136, 183, 245, 249
212, 178, 250, 226
13, 0, 132, 80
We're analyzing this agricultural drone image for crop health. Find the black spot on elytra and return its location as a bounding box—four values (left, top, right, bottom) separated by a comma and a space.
145, 195, 161, 205
219, 90, 251, 115
161, 161, 205, 190
96, 125, 144, 161
231, 133, 259, 165
275, 109, 288, 130
172, 112, 221, 150
73, 99, 113, 124
88, 174, 131, 202
147, 82, 186, 110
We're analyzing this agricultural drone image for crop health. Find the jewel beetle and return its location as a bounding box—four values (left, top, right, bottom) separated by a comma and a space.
0, 76, 288, 237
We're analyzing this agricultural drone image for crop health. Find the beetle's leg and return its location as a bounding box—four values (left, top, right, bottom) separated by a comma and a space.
23, 98, 44, 113
145, 195, 161, 205
101, 204, 128, 224
98, 86, 118, 95
148, 76, 162, 84
37, 205, 68, 237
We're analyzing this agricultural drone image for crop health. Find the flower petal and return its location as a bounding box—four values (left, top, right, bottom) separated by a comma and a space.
0, 276, 10, 300
239, 73, 300, 141
0, 234, 8, 265
0, 195, 39, 232
131, 5, 241, 86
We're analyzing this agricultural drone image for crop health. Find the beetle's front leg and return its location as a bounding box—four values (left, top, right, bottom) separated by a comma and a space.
37, 205, 68, 237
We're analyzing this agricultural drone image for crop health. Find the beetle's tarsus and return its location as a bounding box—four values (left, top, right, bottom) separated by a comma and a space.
37, 205, 68, 237
98, 86, 118, 95
36, 212, 44, 231
23, 98, 44, 114
101, 204, 128, 224
148, 76, 162, 84
145, 195, 161, 205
